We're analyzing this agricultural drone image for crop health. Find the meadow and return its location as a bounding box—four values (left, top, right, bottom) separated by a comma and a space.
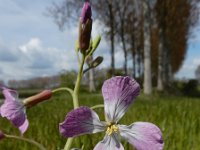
0, 92, 200, 150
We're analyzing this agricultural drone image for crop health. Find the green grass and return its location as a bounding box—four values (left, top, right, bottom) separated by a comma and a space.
0, 93, 200, 150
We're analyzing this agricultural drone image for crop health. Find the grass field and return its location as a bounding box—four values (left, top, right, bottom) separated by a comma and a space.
0, 92, 200, 150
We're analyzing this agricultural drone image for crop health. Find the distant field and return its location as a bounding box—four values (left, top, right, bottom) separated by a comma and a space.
0, 93, 200, 150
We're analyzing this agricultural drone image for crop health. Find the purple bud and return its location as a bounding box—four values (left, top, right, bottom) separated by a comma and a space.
80, 1, 92, 24
23, 90, 52, 108
0, 130, 5, 140
79, 0, 93, 53
79, 19, 92, 52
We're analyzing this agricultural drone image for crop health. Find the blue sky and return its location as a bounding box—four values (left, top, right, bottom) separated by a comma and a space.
0, 0, 200, 83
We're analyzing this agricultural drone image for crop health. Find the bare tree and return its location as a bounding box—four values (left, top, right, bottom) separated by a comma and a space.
143, 0, 152, 94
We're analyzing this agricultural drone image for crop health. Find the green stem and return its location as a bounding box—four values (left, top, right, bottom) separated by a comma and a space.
76, 51, 81, 65
73, 55, 85, 109
5, 134, 46, 150
91, 104, 104, 110
64, 55, 85, 150
63, 138, 74, 150
52, 87, 74, 97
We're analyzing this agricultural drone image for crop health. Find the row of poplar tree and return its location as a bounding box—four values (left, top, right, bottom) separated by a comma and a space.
47, 0, 199, 94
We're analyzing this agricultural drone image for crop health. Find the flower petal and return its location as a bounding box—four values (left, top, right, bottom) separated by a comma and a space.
0, 100, 28, 134
19, 118, 29, 134
59, 106, 105, 137
94, 134, 124, 150
102, 76, 140, 122
119, 122, 164, 150
2, 88, 18, 102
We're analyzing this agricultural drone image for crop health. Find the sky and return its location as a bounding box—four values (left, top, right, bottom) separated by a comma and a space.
0, 0, 200, 83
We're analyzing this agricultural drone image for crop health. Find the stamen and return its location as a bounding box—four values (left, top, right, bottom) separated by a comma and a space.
106, 123, 119, 136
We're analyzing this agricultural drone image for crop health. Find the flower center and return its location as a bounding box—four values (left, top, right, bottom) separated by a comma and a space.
106, 123, 119, 136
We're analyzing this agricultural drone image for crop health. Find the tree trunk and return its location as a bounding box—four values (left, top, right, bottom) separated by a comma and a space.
121, 22, 128, 75
157, 27, 164, 91
123, 47, 128, 75
108, 2, 115, 76
132, 49, 136, 78
89, 68, 96, 92
137, 47, 142, 78
164, 42, 172, 86
143, 0, 152, 95
131, 35, 136, 78
86, 56, 96, 92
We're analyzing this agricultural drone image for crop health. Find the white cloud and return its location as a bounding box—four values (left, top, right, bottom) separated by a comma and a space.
19, 38, 41, 53
18, 37, 78, 70
0, 37, 79, 83
193, 58, 200, 66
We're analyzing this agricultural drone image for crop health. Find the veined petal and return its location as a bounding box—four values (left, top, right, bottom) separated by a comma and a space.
102, 76, 140, 122
0, 100, 24, 123
2, 88, 18, 102
94, 134, 124, 150
119, 122, 164, 150
59, 106, 105, 137
0, 100, 28, 134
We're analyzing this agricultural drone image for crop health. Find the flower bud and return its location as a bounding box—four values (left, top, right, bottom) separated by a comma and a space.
90, 56, 103, 68
88, 35, 101, 56
0, 130, 5, 140
23, 90, 52, 108
79, 19, 92, 53
79, 0, 92, 53
80, 1, 92, 24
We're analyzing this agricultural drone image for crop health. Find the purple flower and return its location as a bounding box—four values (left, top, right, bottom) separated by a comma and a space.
0, 87, 52, 134
0, 87, 28, 134
59, 76, 164, 150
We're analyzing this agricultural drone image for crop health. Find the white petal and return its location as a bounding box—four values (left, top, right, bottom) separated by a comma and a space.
119, 122, 164, 150
102, 76, 140, 122
94, 134, 124, 150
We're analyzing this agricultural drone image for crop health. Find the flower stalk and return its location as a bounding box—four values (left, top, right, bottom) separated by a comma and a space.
73, 55, 85, 109
5, 134, 46, 150
63, 1, 95, 149
52, 87, 74, 97
63, 55, 85, 150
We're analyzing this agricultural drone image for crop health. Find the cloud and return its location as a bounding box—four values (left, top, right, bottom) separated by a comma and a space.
18, 37, 78, 70
0, 37, 79, 82
0, 46, 18, 62
193, 58, 200, 66
19, 38, 41, 53
19, 38, 54, 69
0, 0, 199, 83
